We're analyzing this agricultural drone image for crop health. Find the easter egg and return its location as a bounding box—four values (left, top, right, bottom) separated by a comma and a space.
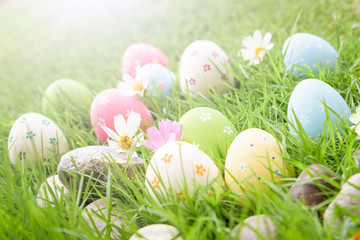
42, 79, 92, 124
137, 63, 176, 98
7, 113, 69, 165
179, 107, 237, 161
122, 42, 168, 77
90, 88, 154, 143
36, 175, 68, 207
179, 40, 236, 97
282, 33, 338, 77
232, 214, 276, 240
287, 79, 351, 139
225, 128, 293, 195
130, 224, 182, 240
145, 141, 219, 202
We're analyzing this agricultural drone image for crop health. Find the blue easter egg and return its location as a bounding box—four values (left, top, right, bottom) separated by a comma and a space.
287, 79, 351, 139
282, 33, 338, 77
137, 63, 176, 97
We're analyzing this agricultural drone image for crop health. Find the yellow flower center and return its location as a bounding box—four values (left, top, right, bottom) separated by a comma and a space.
254, 47, 264, 57
132, 81, 143, 92
119, 134, 132, 149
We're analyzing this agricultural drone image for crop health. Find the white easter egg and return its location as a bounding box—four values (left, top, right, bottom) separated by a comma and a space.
179, 40, 235, 97
7, 113, 69, 165
130, 224, 182, 240
36, 174, 68, 207
145, 141, 219, 202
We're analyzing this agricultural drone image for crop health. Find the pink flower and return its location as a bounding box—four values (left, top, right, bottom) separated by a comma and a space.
143, 119, 183, 152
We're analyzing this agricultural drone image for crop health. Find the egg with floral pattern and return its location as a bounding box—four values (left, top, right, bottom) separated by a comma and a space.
179, 40, 236, 97
287, 79, 351, 139
136, 63, 176, 98
7, 113, 69, 165
122, 42, 168, 78
225, 128, 293, 195
90, 88, 154, 143
283, 33, 338, 77
42, 79, 92, 125
179, 107, 237, 162
145, 141, 219, 202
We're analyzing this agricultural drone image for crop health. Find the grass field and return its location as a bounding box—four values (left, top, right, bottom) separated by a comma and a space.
1, 0, 360, 239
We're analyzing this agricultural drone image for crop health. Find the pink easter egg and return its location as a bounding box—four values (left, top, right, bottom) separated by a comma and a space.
121, 42, 168, 77
90, 88, 154, 143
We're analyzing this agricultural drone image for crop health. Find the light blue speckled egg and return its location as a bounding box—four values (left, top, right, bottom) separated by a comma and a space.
137, 63, 176, 97
287, 79, 351, 139
282, 33, 338, 77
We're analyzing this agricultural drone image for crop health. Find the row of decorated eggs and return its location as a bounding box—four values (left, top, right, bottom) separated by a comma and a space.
123, 32, 338, 98
6, 33, 345, 168
144, 107, 294, 201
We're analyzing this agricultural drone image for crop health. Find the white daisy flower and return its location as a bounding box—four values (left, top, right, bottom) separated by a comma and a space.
118, 66, 149, 96
238, 30, 274, 66
101, 111, 143, 157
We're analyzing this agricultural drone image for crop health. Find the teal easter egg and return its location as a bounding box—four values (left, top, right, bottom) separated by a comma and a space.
283, 33, 338, 77
42, 79, 92, 125
137, 63, 176, 97
179, 107, 237, 161
287, 79, 351, 139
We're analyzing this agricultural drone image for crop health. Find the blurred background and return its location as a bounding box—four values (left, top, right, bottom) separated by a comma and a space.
0, 0, 358, 117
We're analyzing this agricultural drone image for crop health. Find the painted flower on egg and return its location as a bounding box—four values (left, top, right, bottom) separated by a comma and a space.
145, 141, 219, 202
282, 33, 338, 77
225, 128, 294, 195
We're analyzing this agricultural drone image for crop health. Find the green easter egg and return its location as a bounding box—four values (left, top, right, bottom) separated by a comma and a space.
42, 79, 92, 124
179, 107, 237, 162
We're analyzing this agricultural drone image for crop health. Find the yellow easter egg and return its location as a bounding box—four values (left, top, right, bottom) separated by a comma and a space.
225, 128, 293, 195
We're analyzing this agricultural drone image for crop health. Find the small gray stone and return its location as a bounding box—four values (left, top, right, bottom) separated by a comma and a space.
36, 174, 68, 207
289, 164, 337, 206
232, 214, 276, 240
324, 173, 360, 231
57, 146, 144, 193
130, 224, 183, 240
82, 198, 126, 238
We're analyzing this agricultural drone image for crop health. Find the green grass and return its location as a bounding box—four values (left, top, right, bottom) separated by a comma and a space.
1, 0, 360, 239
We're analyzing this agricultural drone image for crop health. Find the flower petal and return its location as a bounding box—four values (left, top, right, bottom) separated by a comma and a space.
143, 139, 161, 152
123, 74, 135, 84
102, 126, 119, 141
114, 114, 127, 136
350, 114, 360, 124
108, 139, 125, 153
266, 43, 274, 51
127, 112, 141, 137
158, 119, 172, 142
240, 49, 254, 61
262, 32, 272, 47
253, 30, 263, 46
